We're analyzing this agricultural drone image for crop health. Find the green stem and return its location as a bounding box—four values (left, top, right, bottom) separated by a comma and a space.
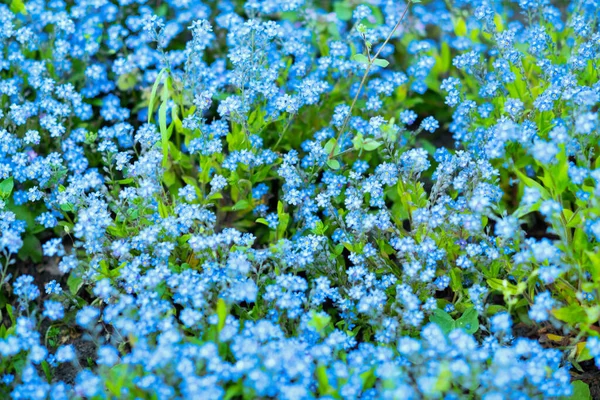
328, 0, 413, 160
274, 115, 295, 149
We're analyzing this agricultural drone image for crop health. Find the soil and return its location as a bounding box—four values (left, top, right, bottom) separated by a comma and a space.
514, 322, 600, 395
9, 249, 99, 385
574, 363, 600, 399
52, 337, 97, 384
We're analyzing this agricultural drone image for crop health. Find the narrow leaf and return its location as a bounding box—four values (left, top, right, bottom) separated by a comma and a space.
372, 58, 389, 68
352, 54, 370, 64
148, 68, 167, 123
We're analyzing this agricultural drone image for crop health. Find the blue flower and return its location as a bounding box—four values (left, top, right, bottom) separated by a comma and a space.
420, 116, 439, 133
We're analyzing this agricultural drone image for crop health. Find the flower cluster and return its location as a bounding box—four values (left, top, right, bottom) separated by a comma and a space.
1, 0, 599, 398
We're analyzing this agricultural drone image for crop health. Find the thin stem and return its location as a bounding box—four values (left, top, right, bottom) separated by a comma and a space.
328, 1, 413, 160
274, 115, 295, 149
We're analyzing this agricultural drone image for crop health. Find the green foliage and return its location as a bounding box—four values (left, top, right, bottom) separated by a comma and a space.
0, 178, 14, 199
430, 308, 479, 335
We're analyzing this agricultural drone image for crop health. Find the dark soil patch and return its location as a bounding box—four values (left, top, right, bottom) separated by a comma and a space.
52, 337, 97, 385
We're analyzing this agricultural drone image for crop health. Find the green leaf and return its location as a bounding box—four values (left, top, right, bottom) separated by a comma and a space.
362, 140, 382, 151
455, 17, 467, 36
513, 201, 541, 219
84, 130, 97, 144
430, 309, 456, 334
565, 209, 582, 228
587, 251, 600, 282
6, 304, 15, 325
486, 305, 508, 316
577, 342, 594, 363
315, 364, 336, 396
324, 138, 342, 156
10, 0, 27, 14
327, 159, 340, 170
360, 368, 377, 390
232, 199, 250, 211
486, 278, 524, 296
60, 203, 74, 212
308, 311, 331, 333
117, 71, 138, 91
352, 133, 364, 150
159, 83, 171, 167
333, 2, 353, 21
440, 41, 451, 73
18, 235, 42, 263
352, 54, 370, 65
255, 218, 269, 226
564, 380, 591, 400
449, 268, 463, 292
434, 365, 452, 393
106, 364, 129, 396
553, 304, 587, 325
372, 58, 389, 68
224, 382, 244, 400
158, 200, 169, 218
277, 211, 290, 239
513, 168, 551, 200
41, 361, 52, 382
107, 225, 127, 238
455, 308, 479, 334
67, 274, 83, 295
216, 298, 227, 333
549, 147, 569, 195
148, 68, 167, 123
311, 221, 328, 235
334, 244, 344, 255
163, 169, 177, 187
0, 177, 14, 199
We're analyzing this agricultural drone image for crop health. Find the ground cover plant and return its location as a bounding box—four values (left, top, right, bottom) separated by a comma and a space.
1, 0, 600, 398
